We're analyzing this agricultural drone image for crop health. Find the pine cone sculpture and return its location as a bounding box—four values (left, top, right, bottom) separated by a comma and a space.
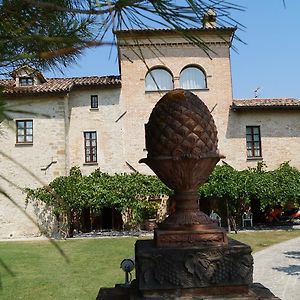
145, 89, 219, 159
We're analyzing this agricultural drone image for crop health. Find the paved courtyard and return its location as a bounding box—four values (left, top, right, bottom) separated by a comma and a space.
253, 236, 300, 300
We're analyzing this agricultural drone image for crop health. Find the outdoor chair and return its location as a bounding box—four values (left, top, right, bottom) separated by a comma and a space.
242, 211, 253, 227
209, 210, 222, 227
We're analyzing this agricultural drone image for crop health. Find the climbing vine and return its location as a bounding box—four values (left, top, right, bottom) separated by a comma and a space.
199, 161, 300, 216
26, 167, 171, 236
26, 162, 300, 236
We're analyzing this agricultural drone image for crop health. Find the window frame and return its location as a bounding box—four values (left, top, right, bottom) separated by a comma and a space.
16, 120, 33, 144
84, 131, 97, 163
179, 65, 207, 90
246, 126, 262, 159
145, 67, 174, 92
90, 95, 99, 109
19, 77, 34, 87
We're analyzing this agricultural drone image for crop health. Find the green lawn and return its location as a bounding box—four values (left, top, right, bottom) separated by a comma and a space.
0, 237, 138, 300
228, 229, 300, 252
0, 230, 299, 300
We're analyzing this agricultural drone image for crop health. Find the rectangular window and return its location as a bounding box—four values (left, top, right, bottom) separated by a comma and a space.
16, 120, 33, 143
91, 95, 98, 109
246, 126, 262, 158
84, 131, 97, 163
19, 77, 34, 86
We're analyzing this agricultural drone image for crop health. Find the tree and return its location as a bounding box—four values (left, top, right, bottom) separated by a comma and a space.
0, 0, 244, 77
0, 0, 96, 75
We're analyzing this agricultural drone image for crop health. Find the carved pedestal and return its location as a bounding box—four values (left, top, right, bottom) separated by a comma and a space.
136, 238, 252, 292
97, 238, 279, 300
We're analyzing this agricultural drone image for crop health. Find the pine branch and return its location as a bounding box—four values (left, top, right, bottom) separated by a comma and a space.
0, 0, 244, 76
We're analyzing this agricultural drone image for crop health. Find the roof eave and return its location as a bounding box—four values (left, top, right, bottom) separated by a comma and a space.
1, 90, 69, 98
72, 83, 122, 90
115, 27, 236, 37
231, 105, 300, 111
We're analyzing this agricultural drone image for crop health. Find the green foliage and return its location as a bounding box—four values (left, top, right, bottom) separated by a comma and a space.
140, 201, 160, 220
0, 0, 96, 75
27, 162, 300, 235
269, 162, 300, 207
0, 0, 243, 76
26, 167, 170, 235
199, 164, 249, 215
199, 161, 300, 216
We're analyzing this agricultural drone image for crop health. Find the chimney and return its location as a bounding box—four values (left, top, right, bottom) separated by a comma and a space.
202, 9, 217, 29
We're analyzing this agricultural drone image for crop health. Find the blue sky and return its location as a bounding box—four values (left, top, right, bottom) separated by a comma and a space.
46, 0, 300, 99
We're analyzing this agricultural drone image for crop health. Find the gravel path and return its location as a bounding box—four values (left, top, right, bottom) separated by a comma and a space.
253, 236, 300, 300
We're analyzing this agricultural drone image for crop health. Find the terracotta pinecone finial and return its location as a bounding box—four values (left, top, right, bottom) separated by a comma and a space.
145, 89, 219, 159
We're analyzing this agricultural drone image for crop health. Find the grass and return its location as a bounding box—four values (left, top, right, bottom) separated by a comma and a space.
0, 230, 299, 300
0, 237, 139, 300
229, 229, 300, 252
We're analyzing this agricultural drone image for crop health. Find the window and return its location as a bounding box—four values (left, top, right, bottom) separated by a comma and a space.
19, 77, 34, 86
16, 120, 33, 143
91, 95, 98, 109
246, 126, 262, 158
145, 68, 173, 91
84, 131, 97, 163
180, 66, 207, 90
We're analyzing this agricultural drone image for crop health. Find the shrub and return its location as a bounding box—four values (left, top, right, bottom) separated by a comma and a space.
26, 167, 170, 237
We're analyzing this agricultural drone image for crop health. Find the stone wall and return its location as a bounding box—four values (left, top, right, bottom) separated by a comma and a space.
67, 87, 127, 174
226, 110, 300, 170
0, 95, 67, 238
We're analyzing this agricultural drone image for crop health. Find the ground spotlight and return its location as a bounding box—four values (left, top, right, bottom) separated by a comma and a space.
120, 257, 135, 286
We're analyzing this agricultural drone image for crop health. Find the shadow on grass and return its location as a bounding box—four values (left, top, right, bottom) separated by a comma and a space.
0, 257, 15, 289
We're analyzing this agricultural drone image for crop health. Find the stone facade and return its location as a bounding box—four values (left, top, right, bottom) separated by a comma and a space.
68, 88, 125, 174
0, 95, 67, 237
0, 27, 300, 238
227, 109, 300, 169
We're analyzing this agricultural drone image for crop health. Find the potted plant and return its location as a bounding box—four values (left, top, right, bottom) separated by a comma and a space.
141, 201, 159, 231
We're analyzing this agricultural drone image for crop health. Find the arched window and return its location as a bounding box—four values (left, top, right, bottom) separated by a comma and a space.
145, 68, 173, 91
180, 66, 207, 90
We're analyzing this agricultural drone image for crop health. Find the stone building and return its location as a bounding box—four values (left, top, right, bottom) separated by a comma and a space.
1, 25, 300, 238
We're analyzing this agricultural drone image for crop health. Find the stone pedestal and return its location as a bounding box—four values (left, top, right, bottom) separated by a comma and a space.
97, 283, 280, 299
135, 238, 252, 292
97, 238, 280, 300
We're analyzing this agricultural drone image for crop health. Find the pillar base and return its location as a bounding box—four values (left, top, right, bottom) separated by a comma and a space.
154, 228, 228, 248
136, 239, 252, 291
97, 283, 280, 299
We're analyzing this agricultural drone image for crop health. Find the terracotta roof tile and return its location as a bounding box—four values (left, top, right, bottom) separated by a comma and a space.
0, 75, 121, 96
232, 98, 300, 110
